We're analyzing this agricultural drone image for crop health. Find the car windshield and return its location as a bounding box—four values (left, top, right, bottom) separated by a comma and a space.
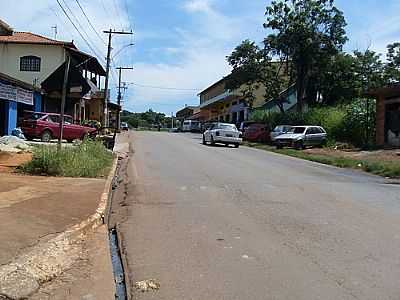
216, 124, 237, 131
290, 127, 306, 134
25, 112, 45, 120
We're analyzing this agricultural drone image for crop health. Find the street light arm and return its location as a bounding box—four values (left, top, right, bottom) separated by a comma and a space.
112, 43, 135, 60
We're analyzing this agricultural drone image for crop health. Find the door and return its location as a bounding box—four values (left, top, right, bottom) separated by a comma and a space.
304, 128, 314, 146
63, 116, 80, 140
46, 115, 61, 138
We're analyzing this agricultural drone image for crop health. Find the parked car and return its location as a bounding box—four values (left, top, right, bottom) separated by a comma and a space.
182, 120, 201, 132
270, 125, 292, 142
121, 122, 129, 131
239, 121, 257, 133
274, 126, 327, 150
22, 111, 97, 143
202, 123, 242, 148
243, 123, 270, 143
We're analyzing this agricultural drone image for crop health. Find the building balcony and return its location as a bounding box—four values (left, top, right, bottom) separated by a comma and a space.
200, 90, 239, 109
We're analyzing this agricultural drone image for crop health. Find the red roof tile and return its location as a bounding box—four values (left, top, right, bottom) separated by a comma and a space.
0, 32, 74, 47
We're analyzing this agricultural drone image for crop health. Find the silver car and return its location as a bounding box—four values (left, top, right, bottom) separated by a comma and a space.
270, 125, 292, 142
275, 126, 327, 149
203, 123, 242, 148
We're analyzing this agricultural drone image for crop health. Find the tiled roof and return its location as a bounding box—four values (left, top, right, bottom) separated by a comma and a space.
0, 31, 74, 47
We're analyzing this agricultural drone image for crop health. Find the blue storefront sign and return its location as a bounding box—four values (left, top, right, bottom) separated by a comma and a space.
0, 79, 38, 135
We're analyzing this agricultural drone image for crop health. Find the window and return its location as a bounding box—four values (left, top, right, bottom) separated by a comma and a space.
20, 56, 41, 72
64, 116, 73, 124
47, 115, 60, 123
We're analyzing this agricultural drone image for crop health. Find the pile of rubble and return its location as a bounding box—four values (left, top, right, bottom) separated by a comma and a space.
0, 136, 32, 153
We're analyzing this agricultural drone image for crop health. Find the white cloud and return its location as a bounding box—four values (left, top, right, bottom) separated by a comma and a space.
183, 0, 213, 14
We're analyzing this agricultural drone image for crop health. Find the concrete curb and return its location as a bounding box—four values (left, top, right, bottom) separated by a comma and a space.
0, 156, 119, 300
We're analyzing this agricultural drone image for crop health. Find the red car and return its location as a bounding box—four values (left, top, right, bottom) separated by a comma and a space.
243, 123, 270, 143
22, 112, 97, 143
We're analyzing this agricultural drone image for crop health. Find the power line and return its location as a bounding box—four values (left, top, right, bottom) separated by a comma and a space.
126, 82, 201, 92
122, 0, 134, 30
59, 0, 106, 63
74, 0, 107, 46
49, 6, 74, 41
112, 0, 124, 29
56, 0, 104, 63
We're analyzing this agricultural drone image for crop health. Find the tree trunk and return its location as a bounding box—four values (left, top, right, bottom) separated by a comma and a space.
296, 65, 306, 113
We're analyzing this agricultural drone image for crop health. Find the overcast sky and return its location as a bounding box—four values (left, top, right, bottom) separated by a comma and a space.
1, 0, 400, 114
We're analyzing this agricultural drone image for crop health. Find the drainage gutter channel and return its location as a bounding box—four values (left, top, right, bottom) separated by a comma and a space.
109, 228, 128, 300
107, 159, 128, 300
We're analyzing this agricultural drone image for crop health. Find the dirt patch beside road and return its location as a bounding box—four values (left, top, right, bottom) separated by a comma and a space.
305, 148, 400, 162
0, 151, 31, 173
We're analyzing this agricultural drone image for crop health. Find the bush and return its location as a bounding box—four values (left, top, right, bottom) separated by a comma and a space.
342, 98, 376, 147
21, 140, 113, 178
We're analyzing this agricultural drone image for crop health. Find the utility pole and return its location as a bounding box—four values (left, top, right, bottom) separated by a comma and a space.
116, 67, 133, 131
171, 112, 174, 129
103, 29, 133, 129
58, 54, 71, 150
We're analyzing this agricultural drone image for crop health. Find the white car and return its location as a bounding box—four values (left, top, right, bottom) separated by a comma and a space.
274, 126, 327, 149
202, 123, 242, 148
270, 125, 292, 142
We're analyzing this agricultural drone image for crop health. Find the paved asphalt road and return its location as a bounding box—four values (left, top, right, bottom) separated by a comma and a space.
115, 131, 400, 300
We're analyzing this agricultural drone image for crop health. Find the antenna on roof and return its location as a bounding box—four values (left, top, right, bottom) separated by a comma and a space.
51, 25, 58, 39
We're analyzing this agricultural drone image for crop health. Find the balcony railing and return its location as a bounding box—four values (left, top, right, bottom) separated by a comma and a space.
200, 90, 238, 109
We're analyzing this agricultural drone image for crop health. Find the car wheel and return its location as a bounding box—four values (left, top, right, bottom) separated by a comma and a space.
210, 135, 215, 146
234, 143, 239, 148
25, 135, 34, 141
202, 135, 207, 145
67, 139, 74, 143
295, 140, 304, 150
41, 130, 52, 143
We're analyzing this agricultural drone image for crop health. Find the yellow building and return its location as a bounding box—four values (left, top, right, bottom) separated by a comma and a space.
198, 77, 267, 125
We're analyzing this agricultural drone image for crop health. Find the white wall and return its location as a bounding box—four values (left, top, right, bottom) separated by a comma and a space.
0, 43, 65, 87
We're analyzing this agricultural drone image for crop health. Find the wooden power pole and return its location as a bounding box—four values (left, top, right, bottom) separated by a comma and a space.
58, 54, 71, 150
116, 67, 133, 130
103, 29, 133, 129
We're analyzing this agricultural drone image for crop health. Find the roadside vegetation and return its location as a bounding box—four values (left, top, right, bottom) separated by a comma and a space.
21, 140, 113, 178
244, 142, 400, 178
121, 109, 174, 130
251, 98, 376, 147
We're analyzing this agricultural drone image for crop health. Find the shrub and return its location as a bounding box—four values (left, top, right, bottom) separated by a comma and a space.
21, 140, 113, 178
342, 98, 376, 147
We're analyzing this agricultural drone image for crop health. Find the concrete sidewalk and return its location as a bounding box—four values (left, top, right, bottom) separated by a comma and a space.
0, 173, 105, 266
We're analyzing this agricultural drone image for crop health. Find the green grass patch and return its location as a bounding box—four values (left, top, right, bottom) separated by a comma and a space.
21, 140, 113, 178
244, 142, 400, 178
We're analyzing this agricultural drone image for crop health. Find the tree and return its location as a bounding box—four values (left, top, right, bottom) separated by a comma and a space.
385, 42, 400, 83
264, 0, 348, 112
353, 49, 384, 93
226, 40, 291, 112
313, 52, 358, 105
225, 40, 263, 108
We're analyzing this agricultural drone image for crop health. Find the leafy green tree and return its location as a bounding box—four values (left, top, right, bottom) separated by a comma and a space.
226, 40, 290, 112
385, 43, 400, 83
312, 52, 358, 105
226, 40, 263, 108
264, 0, 348, 111
353, 49, 385, 93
